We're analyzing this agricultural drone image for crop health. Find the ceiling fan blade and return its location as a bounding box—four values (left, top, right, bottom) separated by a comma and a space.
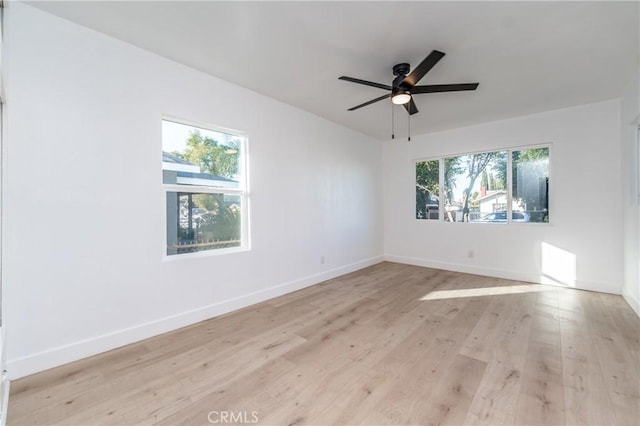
347, 93, 392, 111
412, 83, 479, 94
403, 98, 419, 115
339, 76, 392, 91
402, 50, 445, 87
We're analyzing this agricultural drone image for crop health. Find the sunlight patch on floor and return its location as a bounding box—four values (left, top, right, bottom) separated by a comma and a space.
541, 242, 577, 287
420, 284, 553, 300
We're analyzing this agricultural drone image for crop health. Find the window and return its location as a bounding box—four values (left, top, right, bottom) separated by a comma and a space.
512, 148, 549, 223
415, 146, 550, 224
162, 119, 248, 256
443, 152, 507, 222
415, 159, 439, 220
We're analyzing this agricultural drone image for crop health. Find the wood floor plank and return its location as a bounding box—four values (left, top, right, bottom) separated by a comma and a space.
7, 262, 639, 426
412, 354, 487, 426
11, 328, 306, 425
514, 289, 566, 425
155, 357, 295, 426
585, 292, 640, 425
464, 291, 537, 425
558, 289, 618, 426
356, 298, 489, 425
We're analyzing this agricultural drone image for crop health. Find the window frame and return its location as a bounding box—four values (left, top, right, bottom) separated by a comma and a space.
414, 143, 552, 225
161, 117, 250, 260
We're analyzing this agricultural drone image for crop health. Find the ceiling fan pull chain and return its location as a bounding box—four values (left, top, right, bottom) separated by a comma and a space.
391, 100, 395, 139
408, 112, 411, 142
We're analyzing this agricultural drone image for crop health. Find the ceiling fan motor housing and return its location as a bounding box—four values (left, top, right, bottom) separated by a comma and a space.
392, 63, 410, 76
392, 63, 411, 91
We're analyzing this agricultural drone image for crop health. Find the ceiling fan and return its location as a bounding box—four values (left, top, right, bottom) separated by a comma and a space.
339, 50, 479, 115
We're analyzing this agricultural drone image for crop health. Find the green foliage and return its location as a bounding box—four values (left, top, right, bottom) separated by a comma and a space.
443, 157, 462, 203
516, 148, 548, 162
415, 160, 439, 219
480, 170, 488, 189
491, 151, 507, 190
416, 160, 439, 194
192, 194, 218, 211
198, 205, 241, 241
190, 194, 241, 240
182, 130, 240, 178
512, 148, 548, 195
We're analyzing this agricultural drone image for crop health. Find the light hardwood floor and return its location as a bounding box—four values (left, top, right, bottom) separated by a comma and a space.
8, 262, 640, 425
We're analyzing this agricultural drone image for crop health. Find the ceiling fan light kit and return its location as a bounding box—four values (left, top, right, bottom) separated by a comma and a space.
339, 50, 479, 140
391, 90, 411, 105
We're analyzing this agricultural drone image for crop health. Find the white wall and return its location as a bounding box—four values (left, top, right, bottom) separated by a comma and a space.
384, 100, 624, 295
3, 3, 384, 379
620, 73, 640, 315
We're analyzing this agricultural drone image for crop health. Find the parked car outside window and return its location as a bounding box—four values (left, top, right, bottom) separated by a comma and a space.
478, 211, 530, 223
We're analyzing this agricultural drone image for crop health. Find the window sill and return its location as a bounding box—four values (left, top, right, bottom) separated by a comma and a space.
162, 245, 250, 262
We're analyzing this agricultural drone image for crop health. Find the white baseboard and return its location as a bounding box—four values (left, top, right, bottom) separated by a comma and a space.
384, 254, 618, 295
622, 287, 640, 317
7, 255, 384, 380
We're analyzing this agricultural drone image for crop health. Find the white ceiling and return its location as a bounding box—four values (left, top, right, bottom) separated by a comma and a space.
28, 1, 639, 140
